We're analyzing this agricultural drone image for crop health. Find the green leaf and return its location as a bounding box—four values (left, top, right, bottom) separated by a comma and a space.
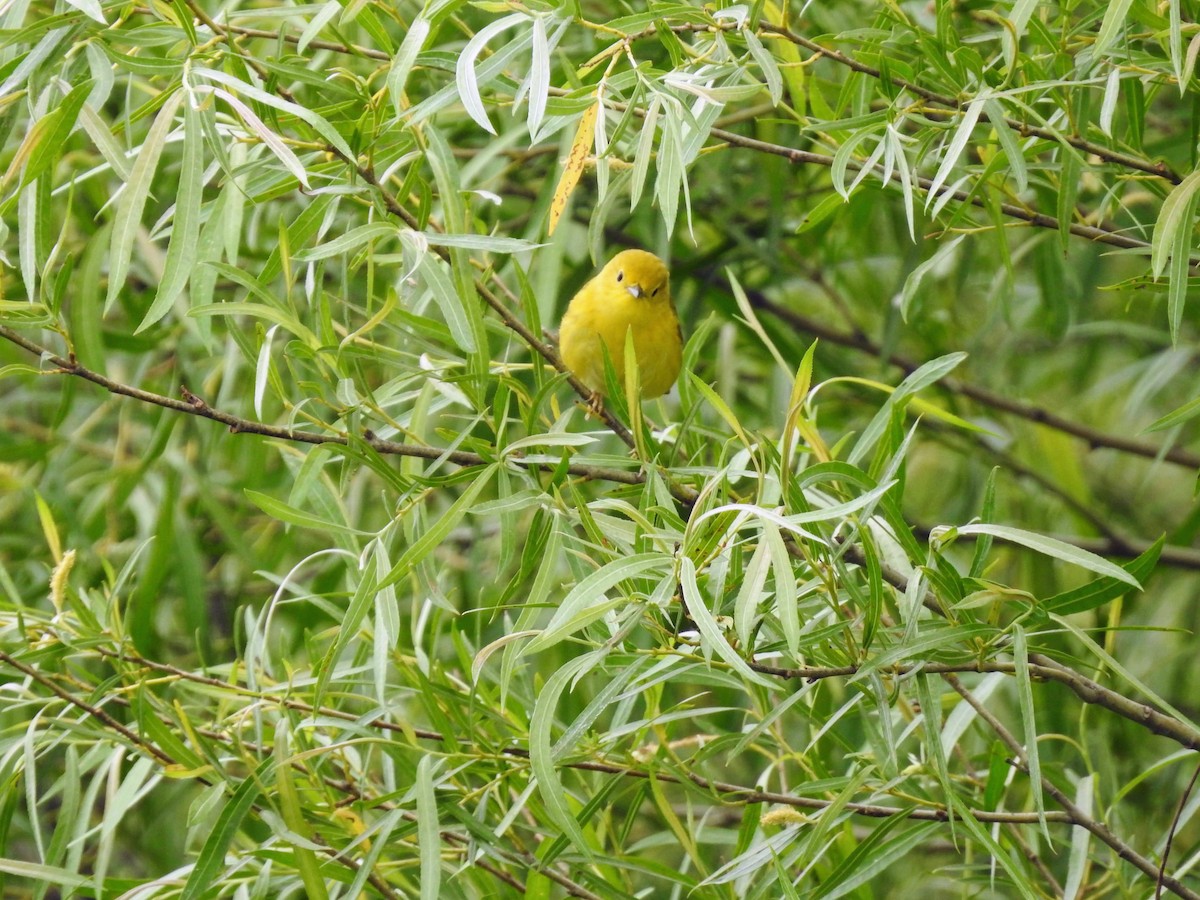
679, 556, 777, 689
1151, 168, 1200, 280
8, 79, 91, 190
525, 553, 667, 654
954, 524, 1141, 587
245, 489, 368, 534
180, 761, 269, 900
379, 465, 498, 590
139, 99, 203, 332
106, 89, 183, 313
529, 654, 597, 855
192, 67, 353, 157
1012, 625, 1047, 835
388, 15, 431, 116
293, 222, 398, 261
416, 755, 442, 900
1093, 0, 1136, 58
1144, 395, 1200, 432
1042, 536, 1162, 615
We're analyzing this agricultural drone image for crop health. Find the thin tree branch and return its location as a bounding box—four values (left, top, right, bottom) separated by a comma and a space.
1158, 759, 1200, 898
945, 673, 1200, 900
179, 4, 1166, 258
0, 325, 648, 489
757, 22, 1180, 184
89, 646, 1069, 826
733, 284, 1200, 471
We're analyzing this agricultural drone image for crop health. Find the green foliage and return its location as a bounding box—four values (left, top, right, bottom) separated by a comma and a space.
2, 0, 1200, 897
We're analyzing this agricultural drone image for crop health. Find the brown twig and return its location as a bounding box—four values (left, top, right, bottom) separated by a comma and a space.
735, 286, 1200, 471
0, 325, 644, 488
1158, 759, 1200, 898
89, 646, 1070, 826
945, 673, 1200, 900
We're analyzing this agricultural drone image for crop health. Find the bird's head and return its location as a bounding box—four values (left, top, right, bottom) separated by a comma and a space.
605, 249, 669, 302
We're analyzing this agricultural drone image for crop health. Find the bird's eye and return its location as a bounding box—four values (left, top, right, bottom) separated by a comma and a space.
616, 271, 624, 282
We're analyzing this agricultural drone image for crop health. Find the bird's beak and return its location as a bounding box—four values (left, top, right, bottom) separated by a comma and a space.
626, 284, 643, 299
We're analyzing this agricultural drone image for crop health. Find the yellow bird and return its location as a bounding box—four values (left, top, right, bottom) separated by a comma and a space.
558, 249, 683, 401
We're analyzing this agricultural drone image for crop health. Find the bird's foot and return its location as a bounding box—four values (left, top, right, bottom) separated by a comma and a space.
575, 391, 605, 420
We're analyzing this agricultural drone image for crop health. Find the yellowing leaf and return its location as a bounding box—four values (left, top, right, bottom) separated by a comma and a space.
549, 99, 598, 235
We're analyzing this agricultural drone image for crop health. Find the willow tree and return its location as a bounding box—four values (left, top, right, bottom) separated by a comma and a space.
2, 1, 1199, 897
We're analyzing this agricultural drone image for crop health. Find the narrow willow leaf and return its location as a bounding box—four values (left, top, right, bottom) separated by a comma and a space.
926, 96, 986, 208
379, 465, 498, 590
733, 538, 771, 651
1151, 168, 1200, 280
1052, 613, 1195, 724
1099, 67, 1121, 136
815, 816, 940, 899
857, 623, 995, 674
945, 794, 1041, 899
526, 553, 666, 654
847, 352, 967, 466
1167, 187, 1199, 343
984, 99, 1027, 193
190, 295, 320, 347
272, 724, 329, 900
245, 490, 368, 535
1145, 395, 1200, 432
593, 82, 610, 204
180, 761, 269, 900
657, 103, 684, 236
1008, 0, 1040, 38
293, 222, 397, 261
3, 80, 90, 192
954, 524, 1140, 586
106, 89, 183, 313
743, 28, 782, 105
1169, 0, 1184, 96
0, 27, 67, 98
297, 0, 340, 54
388, 15, 431, 116
423, 232, 543, 253
406, 28, 530, 127
1012, 626, 1048, 835
630, 94, 660, 210
688, 374, 754, 451
192, 67, 353, 156
941, 671, 1005, 759
550, 99, 598, 234
254, 324, 277, 419
885, 126, 916, 239
679, 556, 777, 689
527, 15, 550, 138
1063, 774, 1094, 899
416, 251, 475, 353
78, 104, 131, 180
699, 479, 896, 531
416, 756, 442, 900
456, 13, 525, 134
764, 524, 800, 656
529, 654, 596, 854
900, 234, 964, 322
17, 174, 39, 301
830, 128, 877, 200
65, 0, 105, 22
1092, 0, 1136, 59
727, 268, 791, 374
1187, 33, 1200, 96
208, 87, 309, 188
140, 99, 203, 332
1042, 536, 1161, 615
